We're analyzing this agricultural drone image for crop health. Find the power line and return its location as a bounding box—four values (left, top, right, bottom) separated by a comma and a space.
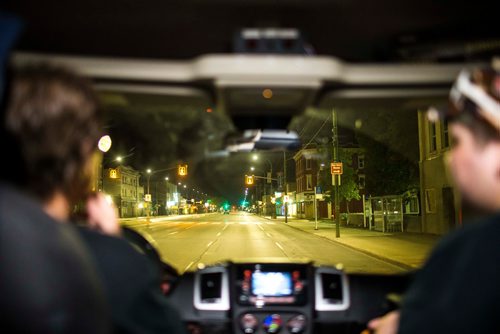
301, 115, 331, 149
297, 117, 313, 137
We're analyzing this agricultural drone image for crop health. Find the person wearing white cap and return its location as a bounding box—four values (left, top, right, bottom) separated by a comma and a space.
366, 65, 500, 334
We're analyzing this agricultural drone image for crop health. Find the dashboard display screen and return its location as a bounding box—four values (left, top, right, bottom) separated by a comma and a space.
251, 272, 292, 296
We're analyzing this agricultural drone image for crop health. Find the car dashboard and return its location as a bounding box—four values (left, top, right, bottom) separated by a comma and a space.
167, 262, 411, 334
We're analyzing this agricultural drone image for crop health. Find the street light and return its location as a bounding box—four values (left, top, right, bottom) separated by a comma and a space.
250, 166, 255, 171
165, 177, 169, 181
116, 156, 123, 162
251, 155, 273, 174
251, 154, 274, 217
145, 169, 153, 220
98, 135, 112, 153
146, 169, 152, 194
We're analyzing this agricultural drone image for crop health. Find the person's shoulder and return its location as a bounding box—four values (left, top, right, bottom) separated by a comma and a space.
437, 214, 500, 250
0, 183, 54, 227
427, 213, 500, 267
77, 227, 155, 274
0, 184, 110, 333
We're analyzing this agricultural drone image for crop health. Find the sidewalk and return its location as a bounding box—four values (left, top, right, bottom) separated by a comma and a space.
260, 215, 440, 270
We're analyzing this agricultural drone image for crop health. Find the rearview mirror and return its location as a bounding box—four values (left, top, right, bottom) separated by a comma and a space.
225, 129, 301, 152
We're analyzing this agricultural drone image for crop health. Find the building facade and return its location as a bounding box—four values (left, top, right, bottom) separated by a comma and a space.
103, 165, 143, 218
417, 110, 459, 234
165, 182, 178, 215
293, 148, 334, 219
294, 147, 366, 222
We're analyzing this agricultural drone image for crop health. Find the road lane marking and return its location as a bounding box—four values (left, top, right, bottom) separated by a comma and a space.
223, 225, 229, 231
217, 232, 222, 237
211, 222, 221, 225
168, 231, 178, 235
184, 261, 194, 272
199, 222, 208, 225
258, 225, 264, 231
239, 222, 248, 225
207, 241, 214, 248
266, 233, 272, 238
275, 242, 285, 251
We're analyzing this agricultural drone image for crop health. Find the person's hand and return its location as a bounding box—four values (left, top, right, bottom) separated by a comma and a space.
86, 193, 121, 236
363, 311, 400, 334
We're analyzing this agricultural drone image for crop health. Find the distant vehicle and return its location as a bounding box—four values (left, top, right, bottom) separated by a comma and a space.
223, 210, 230, 215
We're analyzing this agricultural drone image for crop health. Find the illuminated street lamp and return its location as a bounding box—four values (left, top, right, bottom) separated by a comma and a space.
146, 169, 152, 194
165, 177, 169, 181
98, 135, 112, 153
250, 166, 255, 171
97, 135, 113, 192
116, 156, 123, 162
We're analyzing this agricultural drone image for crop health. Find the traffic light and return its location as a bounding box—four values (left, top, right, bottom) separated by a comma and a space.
245, 175, 254, 186
178, 164, 188, 176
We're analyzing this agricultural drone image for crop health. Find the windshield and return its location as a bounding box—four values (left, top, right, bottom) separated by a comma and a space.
6, 0, 497, 276
96, 91, 451, 275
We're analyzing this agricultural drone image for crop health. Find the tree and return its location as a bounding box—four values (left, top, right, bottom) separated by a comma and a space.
317, 147, 361, 218
354, 109, 420, 196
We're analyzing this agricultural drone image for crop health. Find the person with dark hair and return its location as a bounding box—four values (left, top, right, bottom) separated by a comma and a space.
5, 64, 186, 334
0, 16, 111, 334
366, 66, 500, 333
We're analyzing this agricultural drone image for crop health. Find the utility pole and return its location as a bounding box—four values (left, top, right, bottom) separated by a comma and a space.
332, 109, 341, 238
270, 164, 275, 219
314, 185, 318, 230
284, 151, 288, 224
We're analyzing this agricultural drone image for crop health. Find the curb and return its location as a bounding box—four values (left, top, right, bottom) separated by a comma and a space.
256, 215, 415, 271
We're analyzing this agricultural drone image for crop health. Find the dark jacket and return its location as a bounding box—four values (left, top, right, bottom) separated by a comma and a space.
399, 213, 500, 334
78, 227, 187, 334
0, 184, 110, 333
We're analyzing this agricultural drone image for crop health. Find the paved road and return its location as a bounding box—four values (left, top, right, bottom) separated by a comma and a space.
123, 212, 407, 274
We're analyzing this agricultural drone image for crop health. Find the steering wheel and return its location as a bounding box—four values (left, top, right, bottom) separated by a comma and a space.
121, 226, 179, 295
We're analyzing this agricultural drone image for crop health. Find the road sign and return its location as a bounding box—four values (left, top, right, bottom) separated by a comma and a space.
144, 194, 152, 202
284, 195, 290, 203
245, 175, 254, 186
266, 172, 272, 184
331, 162, 343, 175
178, 164, 188, 176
